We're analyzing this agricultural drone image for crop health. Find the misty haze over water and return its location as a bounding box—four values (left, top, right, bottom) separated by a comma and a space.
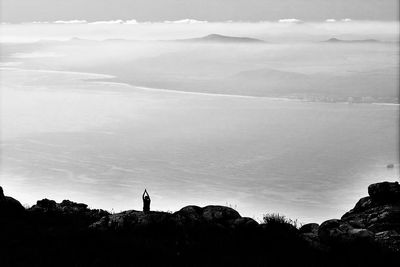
0, 20, 399, 223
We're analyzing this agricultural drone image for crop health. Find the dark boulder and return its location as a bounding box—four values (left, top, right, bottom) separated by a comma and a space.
365, 205, 400, 232
300, 223, 319, 235
28, 198, 109, 230
232, 217, 258, 229
90, 210, 175, 232
202, 205, 241, 224
352, 196, 375, 213
60, 200, 88, 210
90, 210, 141, 230
347, 228, 374, 241
318, 219, 345, 244
0, 186, 25, 216
315, 181, 400, 252
106, 210, 142, 230
300, 223, 323, 250
89, 215, 110, 231
134, 211, 175, 229
318, 219, 372, 244
374, 230, 400, 253
33, 198, 57, 211
31, 198, 106, 216
342, 182, 400, 233
368, 181, 400, 203
173, 205, 204, 225
90, 205, 244, 232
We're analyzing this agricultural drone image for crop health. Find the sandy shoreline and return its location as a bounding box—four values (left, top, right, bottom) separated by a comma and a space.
2, 67, 398, 105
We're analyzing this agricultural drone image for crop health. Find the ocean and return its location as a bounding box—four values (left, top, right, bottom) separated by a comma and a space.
1, 68, 398, 223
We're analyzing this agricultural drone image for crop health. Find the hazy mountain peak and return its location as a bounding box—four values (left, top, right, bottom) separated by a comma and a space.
325, 37, 380, 43
180, 34, 264, 43
326, 37, 341, 42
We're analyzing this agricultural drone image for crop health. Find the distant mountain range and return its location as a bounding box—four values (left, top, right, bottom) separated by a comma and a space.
38, 36, 385, 44
324, 37, 380, 43
43, 34, 265, 44
177, 34, 265, 43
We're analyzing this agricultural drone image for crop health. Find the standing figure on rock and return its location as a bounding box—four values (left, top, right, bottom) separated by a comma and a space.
142, 189, 151, 212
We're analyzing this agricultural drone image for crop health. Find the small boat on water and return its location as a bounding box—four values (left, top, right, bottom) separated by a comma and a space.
387, 164, 394, 168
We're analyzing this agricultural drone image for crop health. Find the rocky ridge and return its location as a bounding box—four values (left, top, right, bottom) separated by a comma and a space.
299, 181, 400, 253
1, 181, 399, 266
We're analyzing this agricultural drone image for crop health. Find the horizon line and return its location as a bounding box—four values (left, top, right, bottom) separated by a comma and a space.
1, 18, 398, 25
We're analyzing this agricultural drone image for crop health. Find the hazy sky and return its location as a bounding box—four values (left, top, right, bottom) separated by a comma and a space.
1, 0, 398, 23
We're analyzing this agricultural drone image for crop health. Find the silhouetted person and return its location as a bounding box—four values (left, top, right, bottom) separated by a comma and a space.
142, 189, 151, 212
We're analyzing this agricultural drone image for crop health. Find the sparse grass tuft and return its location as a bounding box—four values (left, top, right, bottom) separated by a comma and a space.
225, 202, 238, 210
263, 213, 299, 229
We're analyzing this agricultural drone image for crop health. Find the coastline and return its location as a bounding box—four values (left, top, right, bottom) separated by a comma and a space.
1, 67, 399, 105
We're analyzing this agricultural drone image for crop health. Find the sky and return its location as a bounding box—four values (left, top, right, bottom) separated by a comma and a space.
0, 0, 398, 23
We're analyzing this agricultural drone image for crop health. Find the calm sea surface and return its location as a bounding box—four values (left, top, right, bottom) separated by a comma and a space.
0, 68, 398, 223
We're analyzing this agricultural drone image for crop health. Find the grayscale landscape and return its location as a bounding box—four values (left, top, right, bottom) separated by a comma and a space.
0, 2, 399, 224
1, 1, 400, 266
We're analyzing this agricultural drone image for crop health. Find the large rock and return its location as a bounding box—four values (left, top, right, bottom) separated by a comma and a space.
316, 181, 400, 252
342, 201, 399, 231
232, 217, 258, 229
31, 198, 105, 215
368, 181, 400, 202
104, 210, 142, 229
300, 223, 319, 235
60, 200, 88, 211
318, 219, 346, 244
300, 223, 324, 250
0, 186, 25, 216
174, 205, 245, 226
90, 210, 175, 231
202, 205, 241, 224
374, 230, 400, 253
318, 219, 373, 244
89, 215, 110, 231
352, 196, 375, 213
173, 205, 204, 225
34, 198, 57, 211
347, 228, 374, 240
91, 205, 244, 232
342, 182, 400, 232
29, 198, 109, 229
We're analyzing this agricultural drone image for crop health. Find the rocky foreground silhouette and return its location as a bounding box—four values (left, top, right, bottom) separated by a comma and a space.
1, 181, 399, 266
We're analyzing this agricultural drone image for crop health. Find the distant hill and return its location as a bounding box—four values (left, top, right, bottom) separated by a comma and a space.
324, 37, 380, 43
178, 34, 265, 43
35, 35, 265, 44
